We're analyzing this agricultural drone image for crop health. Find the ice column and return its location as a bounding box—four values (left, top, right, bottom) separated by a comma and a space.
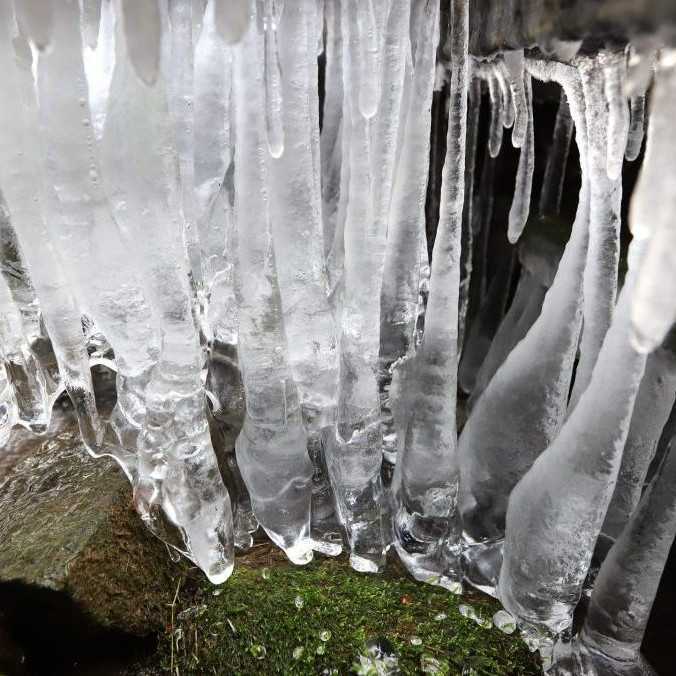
391, 0, 469, 590
232, 8, 314, 565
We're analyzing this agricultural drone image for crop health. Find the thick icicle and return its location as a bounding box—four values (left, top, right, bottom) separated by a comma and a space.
507, 72, 534, 243
552, 444, 676, 675
0, 6, 101, 453
503, 50, 527, 148
356, 0, 379, 119
380, 0, 437, 468
102, 0, 234, 583
214, 0, 249, 45
268, 0, 339, 556
625, 95, 646, 161
13, 0, 53, 50
232, 7, 314, 565
391, 0, 469, 590
498, 242, 649, 643
539, 93, 574, 217
120, 0, 161, 86
568, 53, 623, 409
458, 59, 590, 588
630, 52, 676, 354
602, 49, 630, 180
263, 0, 284, 158
600, 329, 676, 545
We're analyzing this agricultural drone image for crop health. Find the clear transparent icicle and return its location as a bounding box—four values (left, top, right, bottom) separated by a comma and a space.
630, 52, 676, 355
232, 8, 313, 565
507, 72, 534, 243
602, 49, 629, 181
324, 0, 388, 573
263, 0, 284, 158
214, 0, 249, 45
539, 93, 574, 217
391, 0, 469, 591
380, 0, 437, 470
356, 0, 379, 119
499, 254, 648, 639
268, 0, 339, 556
0, 6, 101, 452
600, 329, 676, 544
120, 0, 161, 86
625, 95, 646, 161
458, 60, 590, 583
13, 0, 53, 50
568, 54, 623, 409
102, 0, 234, 583
503, 49, 527, 148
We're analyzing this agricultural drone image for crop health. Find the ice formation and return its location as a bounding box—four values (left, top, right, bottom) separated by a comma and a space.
1, 1, 676, 672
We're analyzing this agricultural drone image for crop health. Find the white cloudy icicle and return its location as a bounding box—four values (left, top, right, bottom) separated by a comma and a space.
391, 0, 469, 590
602, 50, 630, 180
233, 9, 314, 566
503, 50, 528, 148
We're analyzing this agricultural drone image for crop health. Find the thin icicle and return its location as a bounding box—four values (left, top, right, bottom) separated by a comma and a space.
356, 0, 379, 119
263, 0, 284, 158
487, 71, 503, 158
495, 57, 515, 129
507, 72, 534, 243
602, 49, 629, 180
539, 93, 574, 217
214, 0, 249, 45
391, 0, 469, 591
503, 49, 527, 148
625, 95, 646, 161
121, 0, 161, 86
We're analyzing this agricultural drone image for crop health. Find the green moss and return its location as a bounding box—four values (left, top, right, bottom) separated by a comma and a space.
154, 549, 539, 675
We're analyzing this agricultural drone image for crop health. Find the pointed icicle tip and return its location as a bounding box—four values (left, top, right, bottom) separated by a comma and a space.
214, 0, 250, 45
121, 0, 161, 86
14, 0, 54, 52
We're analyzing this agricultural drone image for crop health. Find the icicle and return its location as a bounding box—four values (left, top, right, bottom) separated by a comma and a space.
630, 52, 676, 353
625, 94, 646, 161
539, 93, 574, 217
503, 50, 527, 148
380, 0, 436, 466
552, 443, 676, 675
568, 54, 623, 409
315, 0, 324, 55
121, 0, 161, 86
602, 49, 629, 180
486, 72, 503, 158
13, 0, 53, 51
263, 0, 284, 158
507, 73, 534, 243
601, 329, 676, 544
268, 0, 339, 556
214, 0, 249, 45
495, 57, 515, 129
0, 5, 101, 453
232, 3, 314, 565
81, 0, 102, 50
391, 0, 469, 591
356, 0, 379, 119
102, 0, 234, 582
458, 59, 590, 592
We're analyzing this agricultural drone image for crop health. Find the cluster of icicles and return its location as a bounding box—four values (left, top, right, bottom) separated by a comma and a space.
1, 0, 676, 672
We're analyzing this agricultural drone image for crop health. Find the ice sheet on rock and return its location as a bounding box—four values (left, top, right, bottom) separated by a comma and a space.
232, 8, 313, 566
459, 59, 590, 557
101, 2, 234, 583
121, 0, 161, 86
601, 50, 629, 181
568, 54, 623, 409
539, 93, 574, 217
507, 72, 534, 244
0, 7, 101, 453
630, 53, 676, 354
14, 0, 53, 50
499, 245, 648, 638
601, 329, 676, 544
214, 0, 249, 45
391, 0, 468, 590
503, 50, 527, 148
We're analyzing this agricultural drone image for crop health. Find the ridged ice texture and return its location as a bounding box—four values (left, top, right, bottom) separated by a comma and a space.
568, 53, 623, 409
630, 53, 676, 355
499, 260, 648, 637
232, 8, 314, 566
391, 0, 468, 591
101, 0, 234, 583
458, 59, 589, 550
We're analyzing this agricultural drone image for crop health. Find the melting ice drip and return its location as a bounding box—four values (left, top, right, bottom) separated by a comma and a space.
1, 0, 676, 672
